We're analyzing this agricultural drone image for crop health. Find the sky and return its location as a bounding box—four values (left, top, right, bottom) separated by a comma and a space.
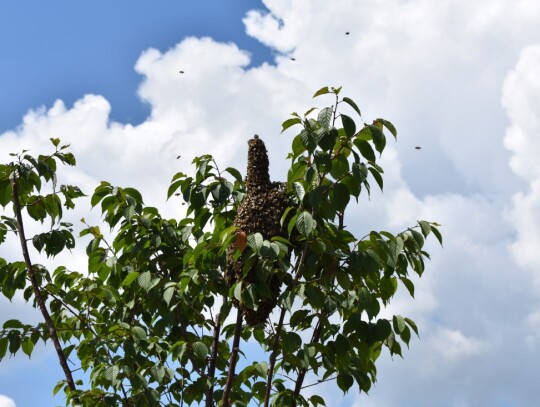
1, 0, 540, 406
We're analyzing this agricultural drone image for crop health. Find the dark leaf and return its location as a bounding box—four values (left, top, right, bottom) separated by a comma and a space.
341, 114, 356, 138
342, 97, 361, 116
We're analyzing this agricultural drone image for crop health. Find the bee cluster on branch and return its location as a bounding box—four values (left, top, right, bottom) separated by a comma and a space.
225, 135, 289, 326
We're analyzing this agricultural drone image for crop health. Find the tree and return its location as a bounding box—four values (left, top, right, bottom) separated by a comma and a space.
0, 86, 442, 406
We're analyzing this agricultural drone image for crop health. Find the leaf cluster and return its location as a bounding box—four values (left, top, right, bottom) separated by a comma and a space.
0, 89, 442, 407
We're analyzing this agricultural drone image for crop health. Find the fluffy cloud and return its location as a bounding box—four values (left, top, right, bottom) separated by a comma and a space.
0, 396, 15, 407
503, 44, 540, 282
1, 0, 540, 406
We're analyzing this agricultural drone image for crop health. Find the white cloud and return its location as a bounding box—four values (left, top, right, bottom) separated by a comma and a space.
503, 44, 540, 295
2, 0, 540, 405
503, 44, 540, 183
0, 395, 15, 407
430, 328, 489, 362
525, 310, 540, 349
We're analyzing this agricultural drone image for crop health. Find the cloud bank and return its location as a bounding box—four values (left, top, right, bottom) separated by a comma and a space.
2, 0, 540, 405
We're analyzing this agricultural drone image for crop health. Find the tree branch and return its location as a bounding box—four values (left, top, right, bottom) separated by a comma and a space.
264, 243, 310, 407
10, 176, 77, 395
292, 321, 323, 405
221, 308, 243, 407
205, 312, 221, 407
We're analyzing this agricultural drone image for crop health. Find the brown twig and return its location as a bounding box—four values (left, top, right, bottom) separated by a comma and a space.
221, 308, 243, 407
205, 313, 221, 407
292, 321, 323, 405
263, 305, 287, 407
263, 244, 309, 407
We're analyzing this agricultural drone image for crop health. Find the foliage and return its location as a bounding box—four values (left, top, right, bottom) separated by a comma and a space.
0, 87, 442, 406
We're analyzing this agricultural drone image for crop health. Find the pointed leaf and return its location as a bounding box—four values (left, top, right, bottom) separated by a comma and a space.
342, 97, 362, 116
296, 211, 315, 237
341, 114, 356, 138
313, 87, 330, 97
282, 118, 302, 133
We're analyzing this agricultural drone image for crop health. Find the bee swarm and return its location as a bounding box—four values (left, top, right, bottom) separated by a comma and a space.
225, 135, 288, 326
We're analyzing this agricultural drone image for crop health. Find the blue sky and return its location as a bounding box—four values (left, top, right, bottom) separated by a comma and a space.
0, 0, 272, 129
2, 0, 540, 406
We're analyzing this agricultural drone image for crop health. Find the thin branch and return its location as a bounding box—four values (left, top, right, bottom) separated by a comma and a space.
205, 313, 221, 407
302, 375, 337, 390
263, 305, 287, 407
221, 308, 243, 407
264, 244, 310, 407
10, 175, 77, 395
293, 205, 345, 405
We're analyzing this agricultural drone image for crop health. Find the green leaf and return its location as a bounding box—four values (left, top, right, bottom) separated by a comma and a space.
233, 283, 242, 302
296, 211, 315, 237
318, 107, 333, 130
21, 336, 34, 357
369, 124, 386, 154
354, 139, 376, 162
380, 276, 398, 300
293, 182, 305, 201
410, 230, 425, 249
282, 118, 302, 133
123, 188, 143, 205
150, 365, 166, 384
368, 167, 383, 191
163, 285, 175, 306
404, 317, 420, 337
341, 114, 356, 138
282, 331, 302, 353
400, 277, 415, 298
342, 97, 362, 116
300, 129, 317, 153
304, 107, 317, 117
337, 373, 354, 393
330, 154, 350, 180
431, 225, 443, 246
375, 319, 392, 340
247, 232, 264, 251
380, 118, 397, 139
310, 395, 326, 406
418, 220, 431, 237
400, 325, 411, 347
318, 128, 338, 151
0, 179, 12, 207
91, 182, 112, 207
131, 326, 147, 341
352, 162, 368, 184
225, 167, 243, 183
0, 338, 8, 360
3, 319, 25, 329
254, 362, 268, 378
192, 341, 209, 362
341, 175, 360, 200
292, 134, 306, 158
137, 271, 152, 291
122, 271, 140, 287
331, 183, 350, 212
288, 161, 307, 183
313, 86, 330, 97
105, 365, 119, 384
393, 315, 406, 334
